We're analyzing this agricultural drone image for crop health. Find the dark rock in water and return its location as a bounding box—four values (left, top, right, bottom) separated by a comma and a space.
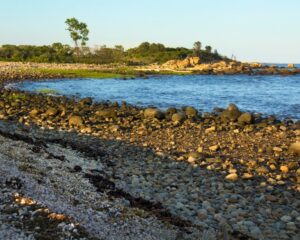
220, 103, 241, 122
144, 108, 164, 120
68, 115, 83, 126
121, 101, 128, 110
238, 112, 253, 124
111, 101, 119, 108
266, 115, 277, 124
253, 113, 262, 123
184, 106, 198, 118
282, 118, 294, 126
79, 97, 93, 106
171, 113, 186, 123
212, 107, 225, 114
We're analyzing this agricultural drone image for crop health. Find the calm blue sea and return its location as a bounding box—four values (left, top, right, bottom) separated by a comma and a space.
15, 74, 300, 120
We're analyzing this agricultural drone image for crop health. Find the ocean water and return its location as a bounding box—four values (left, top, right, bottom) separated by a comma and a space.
15, 74, 300, 119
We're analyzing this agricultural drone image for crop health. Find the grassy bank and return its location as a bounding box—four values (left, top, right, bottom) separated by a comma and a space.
34, 67, 193, 79
35, 68, 127, 79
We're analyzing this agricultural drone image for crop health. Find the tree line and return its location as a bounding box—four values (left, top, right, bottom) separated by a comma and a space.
0, 18, 224, 65
0, 42, 223, 65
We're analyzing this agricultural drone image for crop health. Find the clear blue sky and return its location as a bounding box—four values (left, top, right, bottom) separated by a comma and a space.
1, 0, 299, 63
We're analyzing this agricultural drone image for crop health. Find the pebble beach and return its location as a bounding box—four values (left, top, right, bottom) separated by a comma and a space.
0, 62, 299, 239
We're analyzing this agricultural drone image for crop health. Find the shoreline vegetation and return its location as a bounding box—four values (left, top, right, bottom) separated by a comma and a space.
0, 42, 299, 78
0, 61, 299, 239
0, 60, 299, 86
0, 42, 224, 65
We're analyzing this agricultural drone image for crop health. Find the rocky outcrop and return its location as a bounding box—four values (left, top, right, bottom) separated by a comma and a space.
162, 57, 200, 69
159, 58, 300, 75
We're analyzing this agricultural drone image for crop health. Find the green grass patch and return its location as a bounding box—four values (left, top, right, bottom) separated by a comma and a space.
36, 68, 131, 79
8, 92, 28, 101
36, 88, 59, 95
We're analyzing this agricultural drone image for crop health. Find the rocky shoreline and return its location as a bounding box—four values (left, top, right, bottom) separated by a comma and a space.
1, 60, 300, 80
0, 62, 300, 239
138, 58, 300, 76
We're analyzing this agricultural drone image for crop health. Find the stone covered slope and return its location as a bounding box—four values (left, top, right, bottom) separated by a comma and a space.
0, 118, 299, 239
0, 122, 198, 240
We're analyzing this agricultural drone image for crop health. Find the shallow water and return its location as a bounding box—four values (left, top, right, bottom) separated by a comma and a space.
15, 74, 300, 119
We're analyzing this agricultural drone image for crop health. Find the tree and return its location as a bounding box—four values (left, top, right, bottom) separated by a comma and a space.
138, 42, 151, 52
114, 45, 124, 52
193, 41, 202, 56
65, 18, 89, 54
205, 45, 212, 53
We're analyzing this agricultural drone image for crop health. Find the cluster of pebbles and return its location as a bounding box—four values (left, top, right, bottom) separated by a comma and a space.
0, 64, 299, 239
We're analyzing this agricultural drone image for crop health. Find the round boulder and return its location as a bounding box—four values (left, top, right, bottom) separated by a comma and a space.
220, 103, 241, 122
184, 106, 198, 118
68, 115, 83, 126
289, 142, 300, 155
171, 112, 186, 123
225, 173, 238, 181
238, 112, 253, 124
165, 107, 177, 120
144, 108, 164, 120
227, 103, 240, 112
